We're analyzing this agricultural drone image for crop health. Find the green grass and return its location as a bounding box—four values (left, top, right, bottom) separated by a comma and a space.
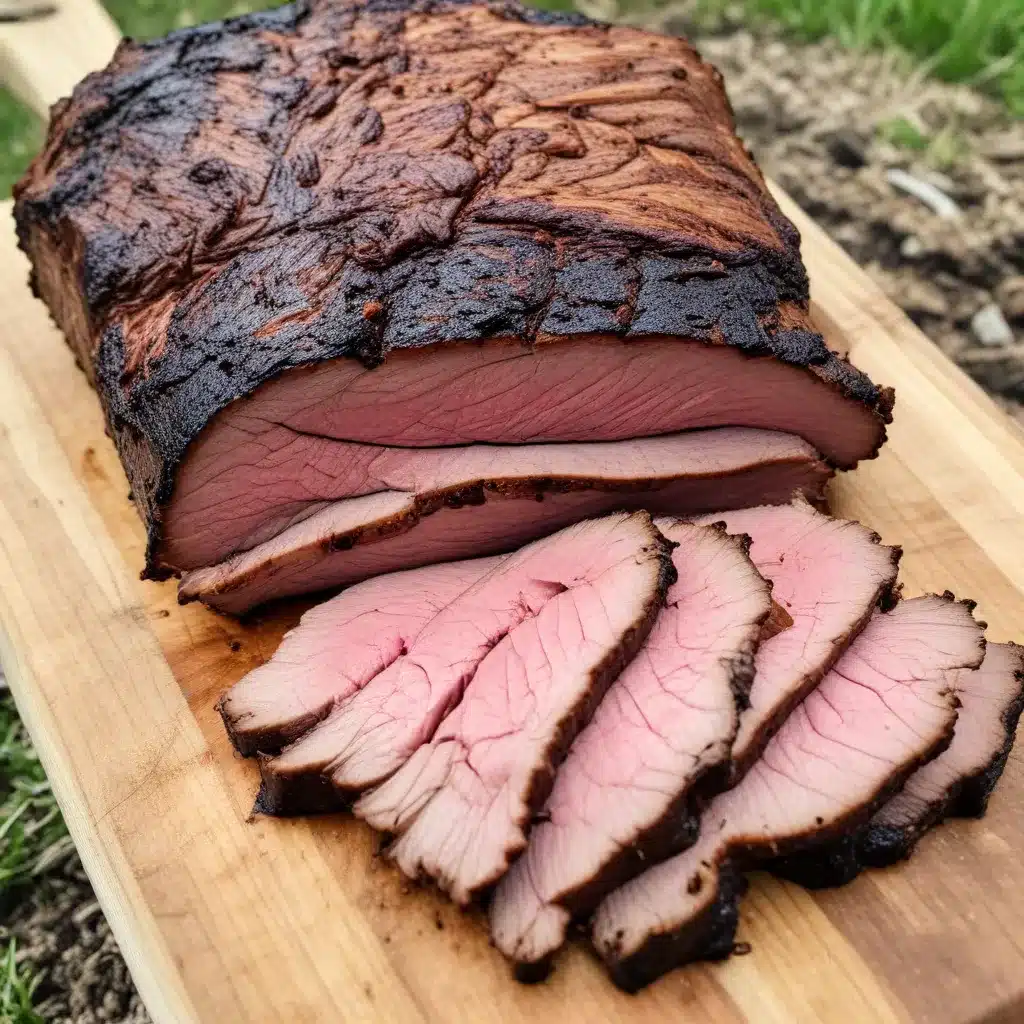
695, 0, 1024, 113
0, 941, 43, 1024
0, 693, 68, 898
103, 0, 267, 38
0, 690, 63, 1024
0, 95, 43, 201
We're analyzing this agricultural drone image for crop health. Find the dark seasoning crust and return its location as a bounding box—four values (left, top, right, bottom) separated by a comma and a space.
14, 0, 893, 580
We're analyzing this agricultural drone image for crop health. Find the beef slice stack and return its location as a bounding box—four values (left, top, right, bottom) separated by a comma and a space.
14, 0, 892, 614
218, 504, 1023, 991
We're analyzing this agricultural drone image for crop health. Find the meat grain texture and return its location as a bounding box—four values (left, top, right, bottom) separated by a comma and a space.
257, 511, 672, 815
694, 500, 902, 775
489, 519, 772, 977
14, 0, 891, 610
218, 556, 497, 754
591, 594, 984, 991
773, 640, 1024, 888
180, 429, 831, 613
354, 511, 675, 903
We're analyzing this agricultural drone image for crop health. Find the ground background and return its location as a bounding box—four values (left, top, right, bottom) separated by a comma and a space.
0, 0, 1022, 1020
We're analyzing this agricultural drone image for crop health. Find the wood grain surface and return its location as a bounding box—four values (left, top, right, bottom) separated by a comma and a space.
1, 6, 1024, 1021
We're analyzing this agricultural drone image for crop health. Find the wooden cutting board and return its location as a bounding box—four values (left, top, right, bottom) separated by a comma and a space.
3, 9, 1024, 1024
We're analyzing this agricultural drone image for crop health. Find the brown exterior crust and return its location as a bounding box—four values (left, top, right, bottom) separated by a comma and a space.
602, 709, 960, 991
14, 0, 892, 580
776, 642, 1024, 886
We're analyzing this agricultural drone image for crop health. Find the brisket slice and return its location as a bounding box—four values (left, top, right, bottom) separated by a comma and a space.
179, 429, 830, 614
489, 520, 771, 979
695, 500, 901, 777
218, 557, 497, 756
773, 640, 1024, 888
591, 594, 984, 992
353, 514, 676, 904
15, 0, 892, 582
256, 512, 673, 815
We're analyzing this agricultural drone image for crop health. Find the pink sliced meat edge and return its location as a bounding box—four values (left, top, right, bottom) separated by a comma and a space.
591, 594, 984, 992
773, 638, 1024, 887
218, 557, 500, 756
178, 428, 831, 614
694, 499, 902, 779
488, 521, 772, 978
254, 512, 675, 817
352, 512, 677, 905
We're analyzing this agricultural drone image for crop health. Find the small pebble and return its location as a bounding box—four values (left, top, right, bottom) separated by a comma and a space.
971, 304, 1015, 347
824, 129, 868, 169
900, 236, 924, 259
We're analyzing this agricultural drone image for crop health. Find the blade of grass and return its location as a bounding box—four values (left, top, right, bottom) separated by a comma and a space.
0, 940, 43, 1024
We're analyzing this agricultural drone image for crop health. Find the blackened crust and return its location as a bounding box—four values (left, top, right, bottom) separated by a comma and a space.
14, 0, 893, 581
602, 862, 746, 994
218, 694, 332, 758
860, 657, 1024, 868
254, 752, 347, 817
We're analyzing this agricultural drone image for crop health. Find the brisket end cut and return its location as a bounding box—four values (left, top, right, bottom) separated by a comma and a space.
592, 594, 984, 992
775, 641, 1024, 888
353, 511, 675, 905
489, 520, 772, 977
15, 0, 892, 583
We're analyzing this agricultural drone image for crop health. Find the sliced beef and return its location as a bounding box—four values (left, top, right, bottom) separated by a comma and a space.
256, 512, 673, 815
218, 558, 497, 756
179, 429, 830, 613
695, 501, 901, 776
774, 640, 1024, 887
162, 345, 865, 574
15, 0, 892, 585
353, 515, 675, 905
591, 595, 984, 992
489, 520, 772, 978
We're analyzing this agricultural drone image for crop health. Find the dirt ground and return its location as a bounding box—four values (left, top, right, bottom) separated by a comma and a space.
2, 14, 1021, 1022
